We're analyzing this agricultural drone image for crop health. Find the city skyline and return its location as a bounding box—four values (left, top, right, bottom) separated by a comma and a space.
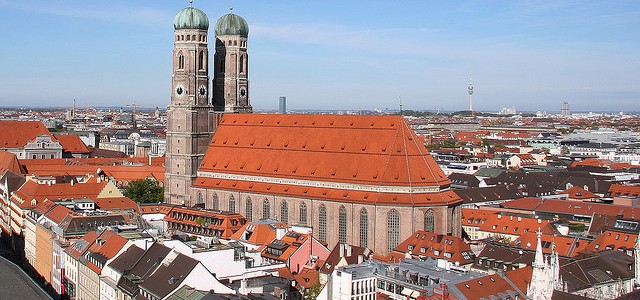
0, 0, 638, 112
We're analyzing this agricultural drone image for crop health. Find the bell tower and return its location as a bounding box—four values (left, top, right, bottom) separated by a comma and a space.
213, 8, 252, 113
165, 2, 215, 205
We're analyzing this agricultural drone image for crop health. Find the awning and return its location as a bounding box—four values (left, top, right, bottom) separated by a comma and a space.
401, 288, 415, 296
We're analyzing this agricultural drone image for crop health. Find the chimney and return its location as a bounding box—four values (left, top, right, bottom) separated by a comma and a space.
517, 217, 522, 222
346, 245, 352, 257
358, 254, 364, 264
497, 214, 502, 219
70, 179, 74, 186
538, 218, 542, 224
510, 216, 513, 221
340, 243, 345, 256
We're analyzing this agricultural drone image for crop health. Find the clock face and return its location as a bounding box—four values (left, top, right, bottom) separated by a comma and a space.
175, 85, 184, 97
239, 86, 247, 98
198, 85, 207, 98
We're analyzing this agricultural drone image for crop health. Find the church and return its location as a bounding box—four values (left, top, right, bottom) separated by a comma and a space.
164, 3, 462, 255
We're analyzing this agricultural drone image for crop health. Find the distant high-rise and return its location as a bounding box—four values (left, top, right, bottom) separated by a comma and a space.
561, 101, 570, 117
468, 74, 474, 113
279, 96, 287, 114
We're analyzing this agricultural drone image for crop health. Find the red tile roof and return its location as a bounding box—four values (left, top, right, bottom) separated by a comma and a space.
230, 221, 282, 246
388, 230, 475, 265
53, 134, 90, 154
195, 114, 452, 199
19, 163, 165, 184
12, 178, 108, 203
582, 230, 637, 253
455, 273, 526, 299
560, 186, 598, 200
0, 120, 52, 148
462, 208, 556, 237
93, 197, 140, 213
195, 177, 460, 206
502, 198, 640, 220
513, 232, 588, 257
0, 150, 24, 174
140, 203, 174, 215
84, 230, 128, 274
608, 184, 640, 198
43, 204, 75, 224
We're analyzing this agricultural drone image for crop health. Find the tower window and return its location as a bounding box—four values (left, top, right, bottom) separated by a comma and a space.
234, 40, 237, 46
187, 35, 190, 41
178, 52, 184, 69
240, 55, 244, 73
192, 35, 195, 40
198, 51, 204, 70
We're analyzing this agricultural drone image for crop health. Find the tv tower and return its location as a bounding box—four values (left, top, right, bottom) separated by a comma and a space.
468, 73, 474, 113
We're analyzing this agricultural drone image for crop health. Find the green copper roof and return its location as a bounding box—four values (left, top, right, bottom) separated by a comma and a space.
215, 13, 249, 36
174, 7, 209, 30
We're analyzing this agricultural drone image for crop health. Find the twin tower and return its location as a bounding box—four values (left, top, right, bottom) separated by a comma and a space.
166, 4, 251, 204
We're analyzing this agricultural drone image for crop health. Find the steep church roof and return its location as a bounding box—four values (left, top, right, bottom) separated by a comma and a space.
195, 114, 458, 206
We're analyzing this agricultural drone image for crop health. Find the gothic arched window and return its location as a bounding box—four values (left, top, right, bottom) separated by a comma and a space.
212, 194, 219, 210
451, 207, 459, 235
245, 197, 253, 222
198, 51, 204, 70
387, 209, 400, 252
229, 195, 236, 213
360, 208, 368, 248
197, 192, 203, 204
262, 199, 270, 219
319, 205, 327, 242
339, 206, 347, 243
240, 55, 244, 73
178, 52, 184, 69
299, 203, 308, 225
424, 209, 435, 232
280, 201, 289, 223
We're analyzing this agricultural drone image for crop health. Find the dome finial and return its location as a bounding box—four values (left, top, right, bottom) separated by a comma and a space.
189, 0, 193, 7
230, 6, 234, 13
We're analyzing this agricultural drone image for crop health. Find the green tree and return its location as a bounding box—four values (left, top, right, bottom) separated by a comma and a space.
122, 178, 164, 203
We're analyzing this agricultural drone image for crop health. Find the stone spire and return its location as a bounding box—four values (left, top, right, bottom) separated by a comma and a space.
528, 228, 554, 300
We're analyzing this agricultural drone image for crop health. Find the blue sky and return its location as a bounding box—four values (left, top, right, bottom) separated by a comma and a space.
0, 1, 638, 112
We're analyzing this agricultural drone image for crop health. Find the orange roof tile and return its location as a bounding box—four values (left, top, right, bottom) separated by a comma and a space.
455, 273, 526, 299
230, 221, 280, 246
93, 197, 140, 213
195, 178, 460, 206
582, 230, 637, 253
84, 230, 128, 273
502, 198, 640, 220
560, 186, 598, 200
43, 204, 75, 224
0, 120, 52, 148
389, 230, 475, 265
462, 208, 556, 237
504, 266, 533, 293
19, 163, 165, 184
53, 134, 90, 154
198, 114, 450, 187
608, 184, 640, 198
513, 232, 588, 257
0, 150, 24, 174
13, 178, 108, 203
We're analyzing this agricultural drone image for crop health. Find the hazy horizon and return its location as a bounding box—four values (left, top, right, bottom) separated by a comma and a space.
0, 1, 638, 112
